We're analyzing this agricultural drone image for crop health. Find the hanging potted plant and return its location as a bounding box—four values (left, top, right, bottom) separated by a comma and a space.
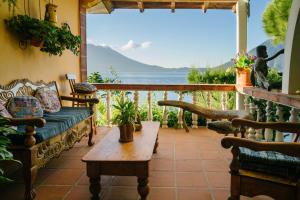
232, 53, 256, 86
112, 98, 136, 143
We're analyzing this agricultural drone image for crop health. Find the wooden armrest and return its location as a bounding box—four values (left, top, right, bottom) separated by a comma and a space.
7, 117, 46, 128
221, 136, 300, 158
60, 96, 99, 104
232, 118, 300, 134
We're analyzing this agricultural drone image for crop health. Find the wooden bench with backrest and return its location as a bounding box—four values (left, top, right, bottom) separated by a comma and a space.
222, 118, 300, 200
0, 79, 99, 200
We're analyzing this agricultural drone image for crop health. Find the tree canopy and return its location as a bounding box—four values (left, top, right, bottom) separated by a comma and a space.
262, 0, 293, 44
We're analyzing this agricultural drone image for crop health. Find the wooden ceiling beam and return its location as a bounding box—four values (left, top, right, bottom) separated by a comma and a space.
171, 1, 175, 12
202, 2, 209, 13
112, 0, 237, 3
137, 1, 144, 12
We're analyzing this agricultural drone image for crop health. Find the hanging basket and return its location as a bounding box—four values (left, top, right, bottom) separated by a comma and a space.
45, 3, 58, 24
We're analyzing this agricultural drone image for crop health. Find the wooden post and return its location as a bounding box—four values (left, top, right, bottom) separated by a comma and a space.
221, 92, 228, 111
106, 90, 112, 127
192, 91, 198, 129
244, 96, 250, 113
134, 91, 139, 120
178, 92, 183, 128
147, 91, 153, 121
162, 91, 168, 128
247, 101, 256, 140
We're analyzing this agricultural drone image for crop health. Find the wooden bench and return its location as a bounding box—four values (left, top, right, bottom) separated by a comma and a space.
0, 79, 99, 200
82, 121, 160, 200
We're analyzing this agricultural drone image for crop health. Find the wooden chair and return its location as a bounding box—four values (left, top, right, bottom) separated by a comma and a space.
221, 118, 300, 200
65, 73, 96, 107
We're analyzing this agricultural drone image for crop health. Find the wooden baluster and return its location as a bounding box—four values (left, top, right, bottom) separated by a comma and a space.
289, 107, 299, 141
255, 105, 263, 140
121, 91, 126, 102
147, 91, 153, 121
247, 101, 256, 140
207, 91, 212, 109
275, 105, 284, 142
221, 92, 228, 111
192, 91, 198, 129
162, 91, 168, 128
178, 92, 183, 128
106, 90, 112, 127
244, 97, 250, 113
264, 101, 273, 141
289, 107, 299, 122
134, 91, 139, 119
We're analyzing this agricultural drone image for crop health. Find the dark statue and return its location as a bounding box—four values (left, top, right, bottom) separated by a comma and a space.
251, 45, 284, 91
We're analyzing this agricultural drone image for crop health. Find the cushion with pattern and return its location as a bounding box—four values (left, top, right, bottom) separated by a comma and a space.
73, 82, 97, 94
0, 103, 12, 118
7, 96, 43, 118
35, 87, 61, 113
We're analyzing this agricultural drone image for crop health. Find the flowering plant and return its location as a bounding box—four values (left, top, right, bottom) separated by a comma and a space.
232, 53, 256, 70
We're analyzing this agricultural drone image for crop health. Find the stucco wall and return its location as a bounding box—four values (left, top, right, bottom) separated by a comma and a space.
0, 0, 80, 96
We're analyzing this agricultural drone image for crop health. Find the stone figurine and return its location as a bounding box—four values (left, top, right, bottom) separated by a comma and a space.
251, 45, 284, 90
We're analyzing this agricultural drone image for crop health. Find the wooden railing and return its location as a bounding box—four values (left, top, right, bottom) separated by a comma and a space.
93, 83, 237, 128
93, 83, 300, 143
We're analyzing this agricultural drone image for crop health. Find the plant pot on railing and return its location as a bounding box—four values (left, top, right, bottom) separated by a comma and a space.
236, 68, 252, 86
119, 123, 134, 143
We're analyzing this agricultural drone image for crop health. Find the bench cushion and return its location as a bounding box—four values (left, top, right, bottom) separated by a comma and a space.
10, 107, 91, 144
239, 147, 300, 180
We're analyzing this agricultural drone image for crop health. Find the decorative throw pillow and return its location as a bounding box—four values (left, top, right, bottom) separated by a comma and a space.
73, 82, 97, 94
35, 87, 61, 113
7, 96, 43, 118
0, 103, 12, 118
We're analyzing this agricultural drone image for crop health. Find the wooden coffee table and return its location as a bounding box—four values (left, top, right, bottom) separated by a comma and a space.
82, 121, 160, 200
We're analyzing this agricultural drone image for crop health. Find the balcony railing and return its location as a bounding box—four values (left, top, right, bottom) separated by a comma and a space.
93, 83, 300, 143
93, 83, 236, 128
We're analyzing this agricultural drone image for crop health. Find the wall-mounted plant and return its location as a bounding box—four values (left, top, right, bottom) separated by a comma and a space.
5, 15, 81, 56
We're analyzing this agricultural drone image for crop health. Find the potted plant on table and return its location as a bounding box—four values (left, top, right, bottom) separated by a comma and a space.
112, 98, 136, 143
232, 53, 256, 86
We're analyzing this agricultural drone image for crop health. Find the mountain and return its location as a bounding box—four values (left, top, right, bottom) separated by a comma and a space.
214, 39, 285, 71
87, 44, 204, 75
87, 39, 284, 77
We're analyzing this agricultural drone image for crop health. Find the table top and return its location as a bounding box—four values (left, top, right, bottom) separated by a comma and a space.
82, 121, 160, 162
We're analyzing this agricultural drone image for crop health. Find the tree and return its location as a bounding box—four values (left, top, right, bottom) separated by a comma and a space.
262, 0, 293, 44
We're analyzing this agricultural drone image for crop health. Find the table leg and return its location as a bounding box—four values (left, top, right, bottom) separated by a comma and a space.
153, 136, 159, 154
137, 177, 149, 200
89, 176, 101, 200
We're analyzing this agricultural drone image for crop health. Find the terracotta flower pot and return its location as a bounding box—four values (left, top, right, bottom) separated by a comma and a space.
236, 68, 252, 86
30, 38, 43, 47
118, 123, 134, 143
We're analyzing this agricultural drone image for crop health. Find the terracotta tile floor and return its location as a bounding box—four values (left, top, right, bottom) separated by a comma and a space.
1, 127, 273, 200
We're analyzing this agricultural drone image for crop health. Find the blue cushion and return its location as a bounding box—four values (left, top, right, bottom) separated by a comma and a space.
239, 147, 300, 180
10, 107, 91, 144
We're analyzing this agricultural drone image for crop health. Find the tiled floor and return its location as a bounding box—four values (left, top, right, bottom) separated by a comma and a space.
1, 127, 273, 200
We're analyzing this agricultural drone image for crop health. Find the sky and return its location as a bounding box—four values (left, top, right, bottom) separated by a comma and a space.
87, 0, 272, 68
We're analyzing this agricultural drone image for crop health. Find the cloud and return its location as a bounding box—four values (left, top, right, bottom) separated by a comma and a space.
87, 38, 110, 48
121, 40, 152, 51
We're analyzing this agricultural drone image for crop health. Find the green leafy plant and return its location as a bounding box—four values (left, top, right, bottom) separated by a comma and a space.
5, 15, 81, 56
263, 0, 293, 44
112, 98, 136, 126
232, 53, 256, 70
88, 72, 104, 83
0, 117, 22, 184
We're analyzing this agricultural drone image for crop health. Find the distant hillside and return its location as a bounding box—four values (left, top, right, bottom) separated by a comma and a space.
214, 39, 284, 71
87, 44, 204, 75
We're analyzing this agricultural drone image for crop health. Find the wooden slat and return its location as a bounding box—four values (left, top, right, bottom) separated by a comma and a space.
93, 83, 237, 91
82, 121, 160, 161
243, 87, 300, 109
